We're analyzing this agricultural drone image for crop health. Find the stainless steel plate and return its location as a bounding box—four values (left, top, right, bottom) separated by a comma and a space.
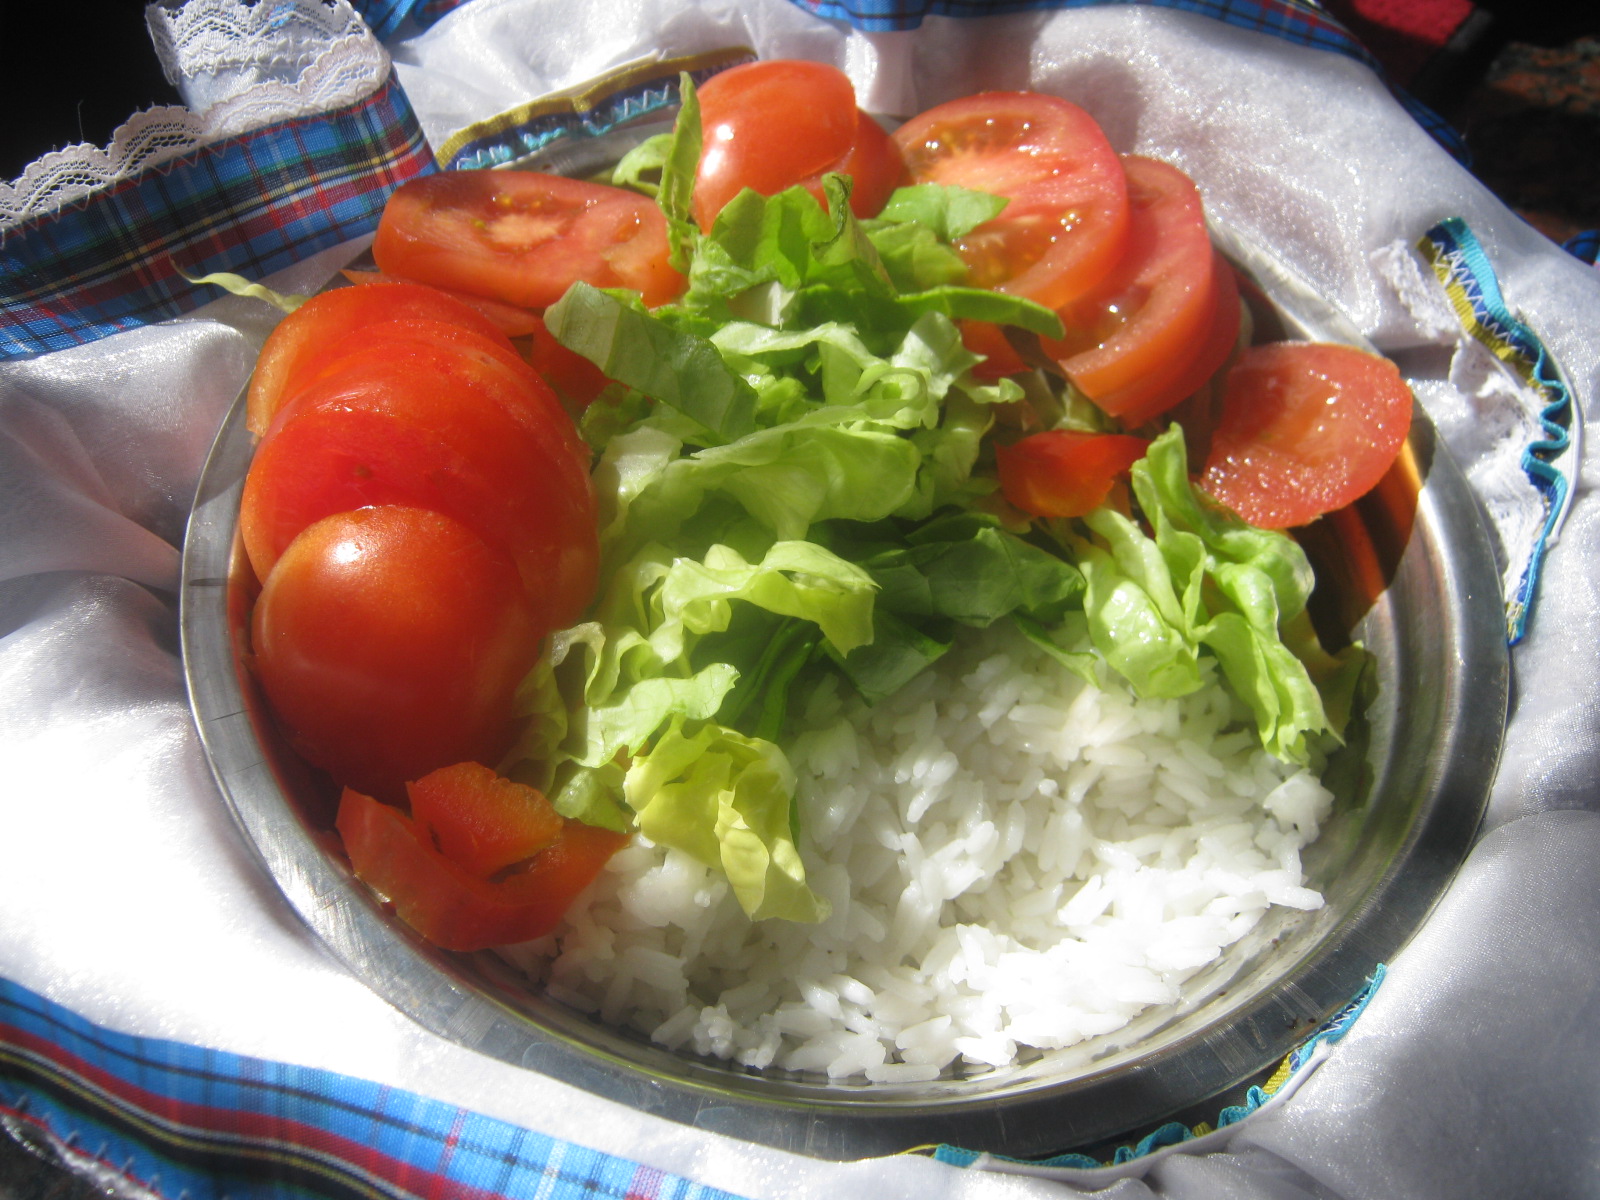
179, 227, 1508, 1162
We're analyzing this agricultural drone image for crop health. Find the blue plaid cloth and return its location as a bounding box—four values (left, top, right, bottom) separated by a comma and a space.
0, 978, 747, 1200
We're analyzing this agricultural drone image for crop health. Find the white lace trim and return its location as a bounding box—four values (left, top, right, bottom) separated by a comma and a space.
0, 0, 389, 232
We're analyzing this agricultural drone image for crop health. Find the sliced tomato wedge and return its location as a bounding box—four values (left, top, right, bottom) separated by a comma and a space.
1101, 250, 1244, 427
245, 282, 514, 436
893, 92, 1130, 310
407, 762, 564, 879
524, 313, 613, 410
337, 784, 628, 951
693, 59, 860, 229
373, 171, 684, 310
996, 430, 1150, 518
960, 318, 1031, 381
1199, 342, 1414, 529
340, 267, 544, 337
1042, 156, 1216, 417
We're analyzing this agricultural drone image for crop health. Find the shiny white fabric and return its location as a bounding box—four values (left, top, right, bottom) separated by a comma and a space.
2, 1, 1598, 1197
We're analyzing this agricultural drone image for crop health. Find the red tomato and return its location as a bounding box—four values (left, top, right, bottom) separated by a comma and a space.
1101, 251, 1243, 427
995, 430, 1150, 518
245, 282, 513, 436
270, 316, 553, 426
373, 171, 684, 310
239, 351, 598, 633
1042, 156, 1216, 416
340, 268, 544, 337
407, 762, 564, 878
337, 784, 628, 951
692, 59, 860, 229
960, 318, 1032, 381
524, 313, 613, 410
252, 507, 543, 801
892, 92, 1131, 310
794, 108, 906, 221
1199, 342, 1414, 529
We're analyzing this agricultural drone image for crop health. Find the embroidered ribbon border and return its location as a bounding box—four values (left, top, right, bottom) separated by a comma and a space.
1417, 216, 1581, 645
0, 977, 745, 1200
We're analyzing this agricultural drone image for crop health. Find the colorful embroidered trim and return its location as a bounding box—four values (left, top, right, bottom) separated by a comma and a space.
0, 69, 435, 363
1417, 216, 1581, 644
437, 47, 757, 171
0, 977, 746, 1200
932, 964, 1387, 1171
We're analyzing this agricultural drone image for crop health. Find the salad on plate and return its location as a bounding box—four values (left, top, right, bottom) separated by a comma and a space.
232, 59, 1412, 1081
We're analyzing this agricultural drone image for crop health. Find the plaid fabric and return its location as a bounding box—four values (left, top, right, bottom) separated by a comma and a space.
352, 0, 474, 37
0, 69, 434, 363
0, 977, 747, 1200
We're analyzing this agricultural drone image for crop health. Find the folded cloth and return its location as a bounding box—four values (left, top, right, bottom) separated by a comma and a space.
2, 1, 1598, 1197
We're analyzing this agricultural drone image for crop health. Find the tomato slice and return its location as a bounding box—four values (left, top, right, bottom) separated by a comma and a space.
692, 59, 860, 230
1100, 250, 1244, 427
252, 507, 543, 801
796, 109, 906, 220
340, 268, 544, 338
374, 171, 684, 310
1199, 342, 1414, 529
961, 318, 1031, 381
1042, 156, 1216, 416
892, 92, 1130, 310
524, 313, 613, 411
268, 316, 554, 431
245, 282, 514, 436
239, 352, 598, 632
995, 430, 1150, 518
406, 762, 564, 878
336, 784, 628, 951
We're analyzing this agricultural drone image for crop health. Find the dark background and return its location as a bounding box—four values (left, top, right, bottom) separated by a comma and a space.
0, 0, 1595, 1195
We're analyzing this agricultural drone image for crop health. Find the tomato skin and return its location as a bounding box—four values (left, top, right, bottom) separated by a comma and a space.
796, 109, 906, 220
252, 507, 543, 802
1199, 342, 1414, 529
239, 354, 598, 633
340, 268, 544, 337
336, 784, 629, 951
960, 318, 1031, 381
374, 171, 684, 310
524, 313, 613, 410
1042, 156, 1217, 416
406, 762, 564, 878
996, 430, 1150, 518
245, 282, 514, 436
893, 92, 1131, 310
1104, 251, 1243, 428
693, 59, 860, 230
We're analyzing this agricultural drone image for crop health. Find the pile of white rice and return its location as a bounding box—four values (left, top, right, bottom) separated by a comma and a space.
515, 624, 1333, 1083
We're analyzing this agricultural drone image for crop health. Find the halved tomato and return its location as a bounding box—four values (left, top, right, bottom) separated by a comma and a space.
245, 282, 514, 436
796, 108, 906, 221
693, 59, 860, 230
1199, 342, 1414, 529
337, 784, 629, 951
892, 92, 1130, 310
252, 507, 543, 801
996, 430, 1150, 518
1042, 156, 1216, 417
373, 171, 684, 310
239, 353, 598, 632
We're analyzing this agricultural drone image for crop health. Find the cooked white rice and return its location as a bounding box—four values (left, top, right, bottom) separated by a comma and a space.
512, 623, 1332, 1082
